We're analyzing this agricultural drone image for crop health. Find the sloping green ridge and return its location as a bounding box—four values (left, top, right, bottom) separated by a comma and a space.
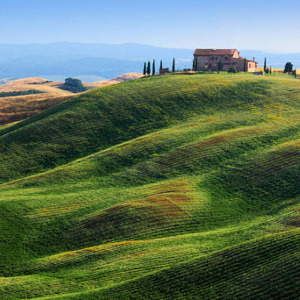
0, 74, 292, 183
40, 229, 300, 300
1, 121, 299, 271
0, 74, 300, 299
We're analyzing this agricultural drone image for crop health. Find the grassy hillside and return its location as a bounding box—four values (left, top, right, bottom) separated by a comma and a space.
1, 74, 300, 182
85, 73, 143, 89
0, 73, 299, 299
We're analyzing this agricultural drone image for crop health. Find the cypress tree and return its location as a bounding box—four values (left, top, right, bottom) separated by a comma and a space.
270, 66, 272, 74
152, 59, 155, 76
264, 57, 267, 72
147, 61, 151, 75
244, 59, 247, 72
194, 58, 198, 71
172, 58, 175, 72
160, 60, 163, 71
218, 59, 223, 72
143, 62, 146, 75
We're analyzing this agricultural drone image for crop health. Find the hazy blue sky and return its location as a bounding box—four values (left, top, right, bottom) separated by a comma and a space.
0, 0, 299, 52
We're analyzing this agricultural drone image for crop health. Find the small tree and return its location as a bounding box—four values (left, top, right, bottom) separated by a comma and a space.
172, 58, 175, 72
143, 62, 146, 75
61, 78, 87, 93
264, 57, 267, 72
160, 60, 163, 71
270, 66, 272, 74
152, 59, 155, 76
193, 58, 198, 71
217, 59, 223, 72
147, 61, 151, 75
284, 62, 293, 73
244, 59, 247, 73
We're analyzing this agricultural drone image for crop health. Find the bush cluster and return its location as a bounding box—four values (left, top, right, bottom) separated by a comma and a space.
0, 90, 44, 98
61, 78, 87, 93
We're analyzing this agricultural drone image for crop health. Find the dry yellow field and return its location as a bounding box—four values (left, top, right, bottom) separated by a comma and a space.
0, 94, 72, 125
0, 74, 143, 125
0, 77, 76, 125
0, 77, 74, 96
257, 67, 300, 75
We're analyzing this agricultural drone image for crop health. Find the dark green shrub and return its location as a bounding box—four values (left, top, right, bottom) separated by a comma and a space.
61, 78, 87, 93
284, 62, 293, 73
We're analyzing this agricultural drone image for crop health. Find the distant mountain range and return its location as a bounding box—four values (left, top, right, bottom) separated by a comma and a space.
0, 43, 299, 81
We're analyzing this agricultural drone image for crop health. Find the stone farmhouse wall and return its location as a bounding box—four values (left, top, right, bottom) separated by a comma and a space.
194, 49, 257, 72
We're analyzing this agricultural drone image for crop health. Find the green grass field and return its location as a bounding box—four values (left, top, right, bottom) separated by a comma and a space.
0, 73, 299, 299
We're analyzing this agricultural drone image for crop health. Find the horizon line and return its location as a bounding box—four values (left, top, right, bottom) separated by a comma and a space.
0, 42, 299, 54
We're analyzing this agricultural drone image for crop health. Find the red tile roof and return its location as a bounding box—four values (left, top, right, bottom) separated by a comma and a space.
194, 49, 238, 56
236, 57, 258, 63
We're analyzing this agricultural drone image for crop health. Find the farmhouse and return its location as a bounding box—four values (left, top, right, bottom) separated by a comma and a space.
160, 68, 170, 75
193, 49, 257, 72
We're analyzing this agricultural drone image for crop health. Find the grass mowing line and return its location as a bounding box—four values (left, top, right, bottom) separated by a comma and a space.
106, 122, 300, 188
203, 137, 300, 217
1, 74, 300, 298
30, 228, 300, 300
0, 195, 298, 298
1, 115, 257, 188
23, 209, 298, 274
0, 115, 276, 189
0, 75, 283, 183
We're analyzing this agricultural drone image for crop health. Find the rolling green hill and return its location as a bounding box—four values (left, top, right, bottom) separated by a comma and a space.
0, 74, 299, 299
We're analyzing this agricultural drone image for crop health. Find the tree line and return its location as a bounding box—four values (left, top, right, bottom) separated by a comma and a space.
143, 58, 176, 75
0, 89, 45, 98
264, 58, 297, 77
143, 57, 297, 77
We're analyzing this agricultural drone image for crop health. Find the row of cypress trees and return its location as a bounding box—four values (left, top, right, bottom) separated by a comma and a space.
143, 59, 176, 75
263, 57, 274, 74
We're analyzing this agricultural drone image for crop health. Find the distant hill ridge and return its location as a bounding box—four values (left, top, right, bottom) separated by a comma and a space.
1, 43, 299, 79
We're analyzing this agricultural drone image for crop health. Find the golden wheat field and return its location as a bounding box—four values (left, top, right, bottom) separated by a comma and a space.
0, 77, 76, 125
